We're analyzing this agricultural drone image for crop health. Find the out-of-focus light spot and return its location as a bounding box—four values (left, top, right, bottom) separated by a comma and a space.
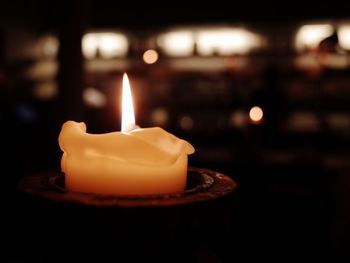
196, 28, 261, 56
33, 81, 58, 100
25, 61, 58, 80
99, 33, 127, 58
82, 32, 128, 59
41, 35, 59, 59
224, 56, 249, 69
326, 113, 350, 132
338, 25, 350, 50
157, 27, 261, 57
229, 110, 247, 128
295, 24, 334, 52
179, 115, 194, 130
143, 49, 159, 64
320, 54, 349, 69
15, 104, 38, 124
157, 31, 194, 57
249, 106, 263, 123
294, 54, 320, 69
83, 87, 107, 108
83, 34, 99, 59
150, 108, 169, 126
286, 112, 320, 132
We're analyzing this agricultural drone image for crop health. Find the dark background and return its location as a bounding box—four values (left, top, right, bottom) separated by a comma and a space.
1, 1, 350, 262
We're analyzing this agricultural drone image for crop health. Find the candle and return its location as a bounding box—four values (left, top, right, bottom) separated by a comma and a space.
58, 73, 194, 195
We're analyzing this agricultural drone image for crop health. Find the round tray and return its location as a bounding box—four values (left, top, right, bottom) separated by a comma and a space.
18, 167, 237, 207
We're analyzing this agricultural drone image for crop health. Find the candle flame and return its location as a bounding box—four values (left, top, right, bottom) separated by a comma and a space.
121, 73, 136, 132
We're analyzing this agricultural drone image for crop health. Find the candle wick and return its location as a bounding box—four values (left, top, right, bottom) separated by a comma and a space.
123, 124, 140, 133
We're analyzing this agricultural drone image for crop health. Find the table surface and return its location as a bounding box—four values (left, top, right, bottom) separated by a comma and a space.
1, 163, 349, 263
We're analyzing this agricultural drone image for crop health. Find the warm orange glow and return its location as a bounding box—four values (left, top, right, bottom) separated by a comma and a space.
179, 115, 194, 130
151, 108, 168, 126
143, 49, 159, 64
121, 73, 135, 132
249, 106, 263, 122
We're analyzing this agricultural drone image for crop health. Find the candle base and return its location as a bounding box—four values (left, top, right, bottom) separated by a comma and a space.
19, 167, 236, 207
17, 168, 238, 262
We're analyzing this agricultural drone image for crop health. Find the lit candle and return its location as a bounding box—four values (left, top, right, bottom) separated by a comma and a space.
58, 73, 194, 195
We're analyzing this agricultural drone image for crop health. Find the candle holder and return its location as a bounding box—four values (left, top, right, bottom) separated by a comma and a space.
19, 167, 236, 207
18, 168, 237, 262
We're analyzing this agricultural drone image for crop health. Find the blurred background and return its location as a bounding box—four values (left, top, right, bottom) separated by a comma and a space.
1, 1, 350, 262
